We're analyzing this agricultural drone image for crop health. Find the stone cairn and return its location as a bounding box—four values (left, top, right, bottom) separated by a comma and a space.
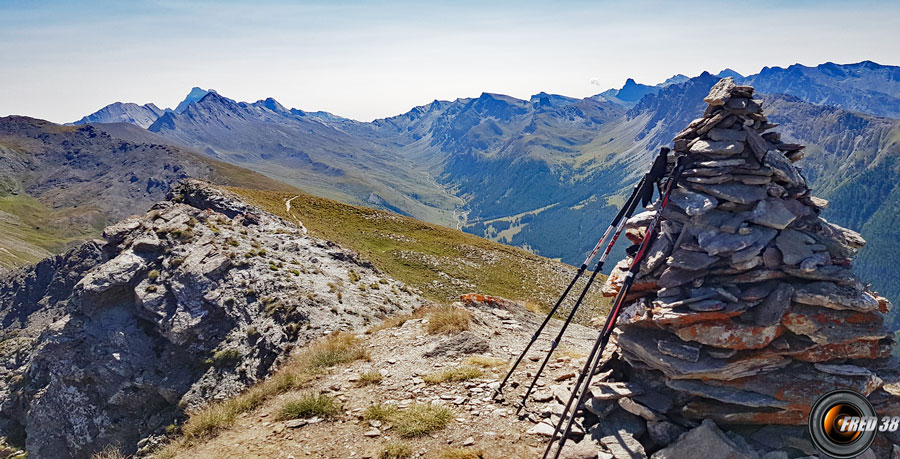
578, 78, 899, 457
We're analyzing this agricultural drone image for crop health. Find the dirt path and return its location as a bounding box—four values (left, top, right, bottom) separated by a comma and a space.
172, 299, 604, 459
285, 195, 299, 213
283, 195, 307, 234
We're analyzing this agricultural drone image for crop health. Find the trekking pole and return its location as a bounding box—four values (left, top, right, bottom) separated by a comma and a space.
514, 173, 647, 415
492, 148, 669, 400
542, 155, 685, 459
493, 182, 642, 400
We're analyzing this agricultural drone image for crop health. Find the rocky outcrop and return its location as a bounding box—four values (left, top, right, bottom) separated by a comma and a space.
553, 79, 899, 457
0, 180, 425, 458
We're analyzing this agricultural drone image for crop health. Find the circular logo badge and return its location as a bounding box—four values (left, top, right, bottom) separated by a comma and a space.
809, 390, 876, 458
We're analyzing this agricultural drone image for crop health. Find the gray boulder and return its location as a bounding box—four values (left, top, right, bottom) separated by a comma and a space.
651, 419, 758, 459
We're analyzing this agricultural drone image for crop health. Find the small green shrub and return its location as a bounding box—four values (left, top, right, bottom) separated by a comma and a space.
211, 349, 242, 367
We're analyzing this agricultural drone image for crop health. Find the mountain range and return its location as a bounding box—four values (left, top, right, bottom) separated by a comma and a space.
35, 60, 900, 304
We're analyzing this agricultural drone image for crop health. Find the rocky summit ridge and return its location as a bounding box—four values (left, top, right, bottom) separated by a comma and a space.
551, 77, 899, 457
0, 180, 425, 458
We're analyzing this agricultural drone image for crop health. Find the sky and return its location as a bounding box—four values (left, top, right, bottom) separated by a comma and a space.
1, 0, 899, 123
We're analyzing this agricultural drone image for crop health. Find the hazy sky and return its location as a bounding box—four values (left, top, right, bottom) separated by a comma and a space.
1, 0, 898, 123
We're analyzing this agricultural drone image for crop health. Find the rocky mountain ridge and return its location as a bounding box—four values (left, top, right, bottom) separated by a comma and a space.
48, 60, 900, 306
742, 61, 900, 118
0, 180, 426, 458
144, 91, 462, 227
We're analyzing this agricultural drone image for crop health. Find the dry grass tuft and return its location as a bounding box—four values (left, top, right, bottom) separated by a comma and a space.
379, 441, 413, 459
363, 402, 453, 438
392, 403, 454, 437
422, 366, 482, 384
425, 304, 471, 335
277, 393, 339, 420
300, 332, 370, 369
363, 403, 399, 422
555, 345, 586, 360
91, 445, 127, 459
464, 355, 507, 368
357, 370, 384, 386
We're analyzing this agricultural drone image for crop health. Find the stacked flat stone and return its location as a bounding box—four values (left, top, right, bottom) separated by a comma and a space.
599, 77, 898, 427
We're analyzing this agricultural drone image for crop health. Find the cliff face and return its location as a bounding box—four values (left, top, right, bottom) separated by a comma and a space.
0, 180, 425, 458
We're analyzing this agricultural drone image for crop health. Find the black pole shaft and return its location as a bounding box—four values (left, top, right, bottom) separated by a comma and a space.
546, 272, 638, 459
493, 264, 585, 397
581, 177, 645, 267
516, 174, 648, 412
541, 268, 636, 459
516, 260, 602, 414
494, 174, 648, 398
545, 159, 685, 459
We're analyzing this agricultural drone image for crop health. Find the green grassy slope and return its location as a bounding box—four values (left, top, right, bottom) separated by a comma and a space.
0, 192, 100, 269
228, 186, 609, 318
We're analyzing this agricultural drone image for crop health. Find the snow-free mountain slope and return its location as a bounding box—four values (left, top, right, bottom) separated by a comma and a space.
72, 101, 165, 128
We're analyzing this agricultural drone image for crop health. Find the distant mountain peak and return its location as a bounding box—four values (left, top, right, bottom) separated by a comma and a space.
71, 101, 165, 129
716, 68, 744, 79
174, 87, 213, 113
258, 97, 288, 113
609, 78, 659, 104
659, 74, 690, 87
195, 90, 229, 106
